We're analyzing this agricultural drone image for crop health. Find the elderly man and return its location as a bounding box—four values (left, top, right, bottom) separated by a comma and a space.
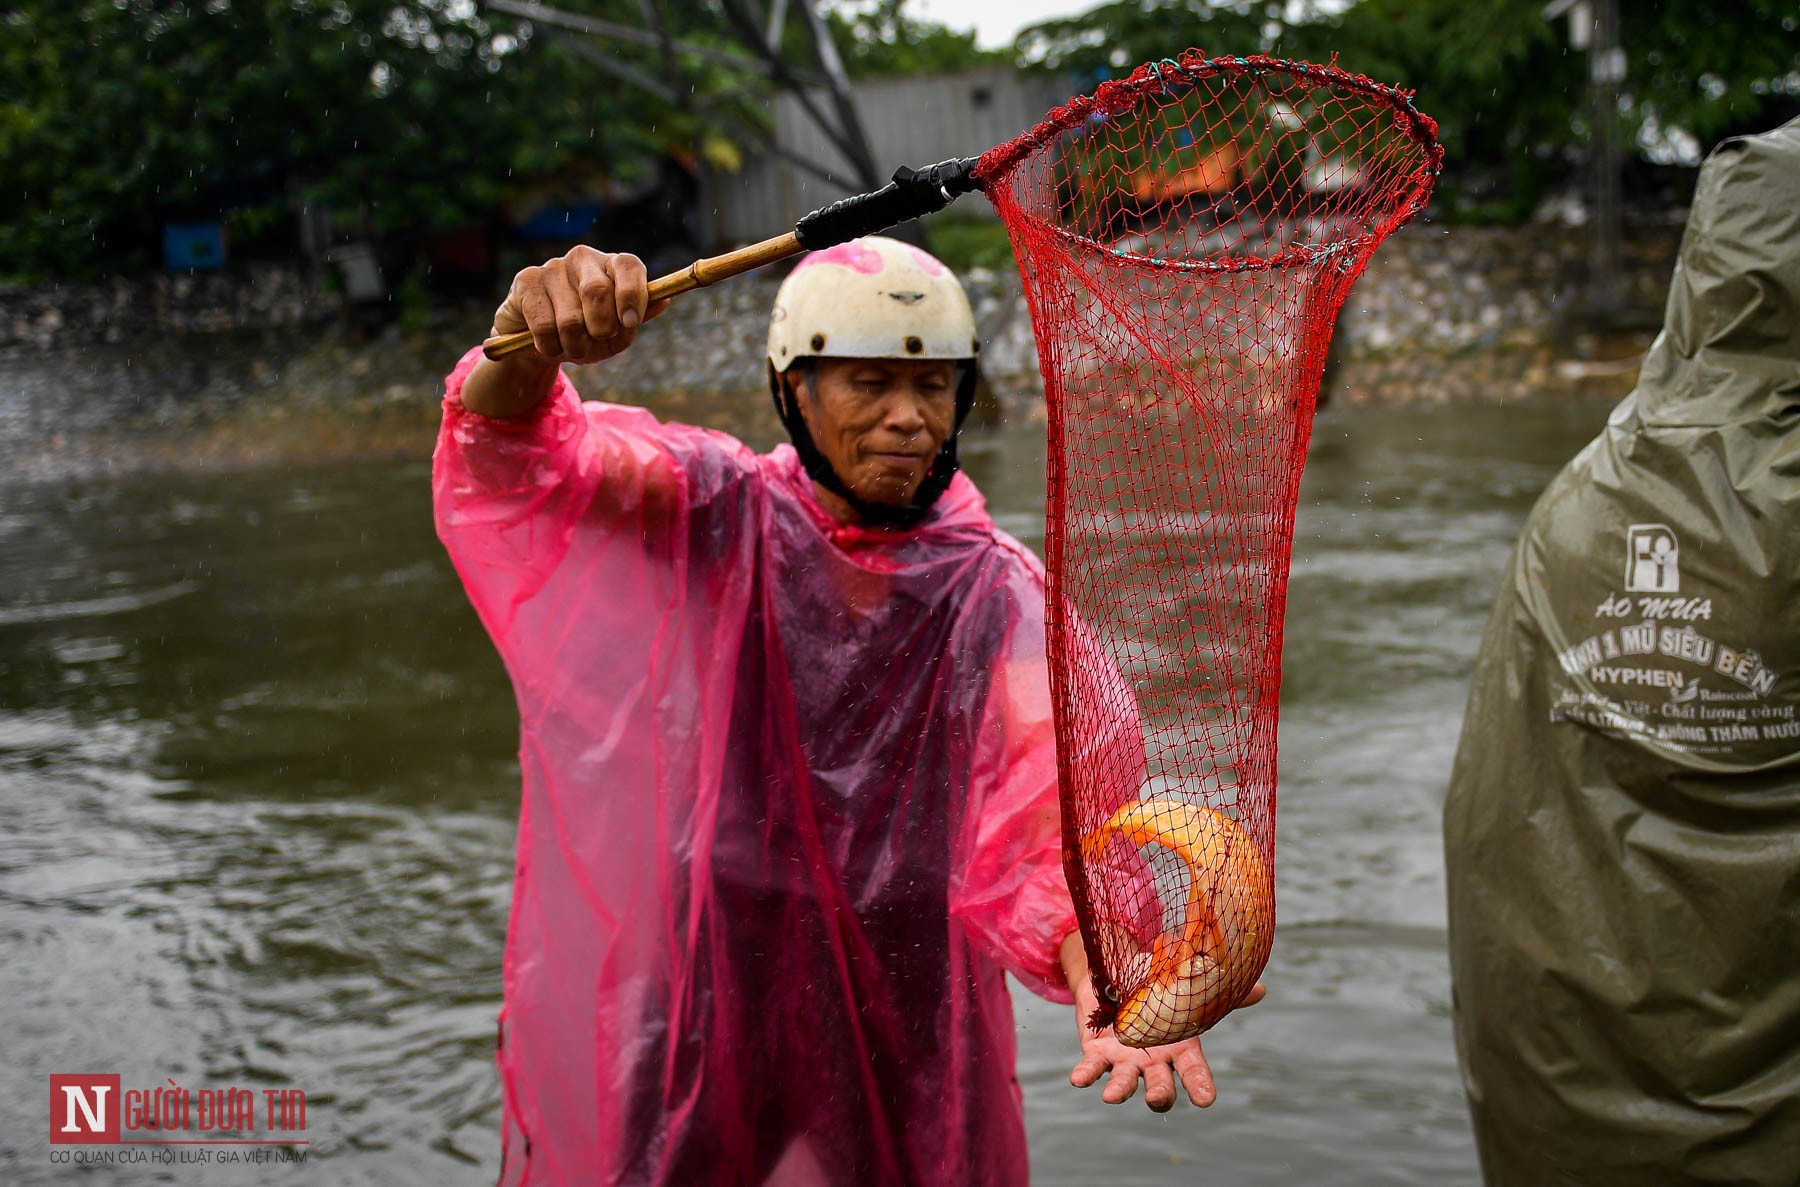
434, 237, 1257, 1186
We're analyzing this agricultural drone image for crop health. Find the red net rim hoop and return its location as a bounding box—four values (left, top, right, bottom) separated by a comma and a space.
973, 51, 1445, 275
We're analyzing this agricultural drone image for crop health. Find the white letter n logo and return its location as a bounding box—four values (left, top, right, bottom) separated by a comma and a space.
48, 1074, 120, 1144
61, 1085, 109, 1133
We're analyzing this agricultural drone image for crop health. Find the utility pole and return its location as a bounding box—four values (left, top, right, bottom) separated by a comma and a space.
1546, 0, 1625, 315
1588, 0, 1625, 314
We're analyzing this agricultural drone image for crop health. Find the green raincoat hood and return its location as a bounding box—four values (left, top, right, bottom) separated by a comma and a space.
1636, 117, 1800, 426
1444, 117, 1800, 1187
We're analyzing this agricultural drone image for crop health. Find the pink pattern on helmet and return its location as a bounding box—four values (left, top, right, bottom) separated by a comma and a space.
792, 240, 885, 274
899, 241, 947, 276
789, 237, 951, 277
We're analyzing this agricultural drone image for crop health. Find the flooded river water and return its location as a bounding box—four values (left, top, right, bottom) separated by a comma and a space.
0, 343, 1615, 1184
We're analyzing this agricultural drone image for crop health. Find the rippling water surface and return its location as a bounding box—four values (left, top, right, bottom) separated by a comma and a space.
0, 349, 1613, 1184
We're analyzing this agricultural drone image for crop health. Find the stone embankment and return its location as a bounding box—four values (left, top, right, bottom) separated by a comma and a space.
2, 219, 1682, 412
2, 265, 336, 350
586, 219, 1679, 413
1327, 220, 1679, 404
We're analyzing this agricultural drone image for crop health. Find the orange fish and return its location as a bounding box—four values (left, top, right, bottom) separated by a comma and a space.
1081, 799, 1274, 1047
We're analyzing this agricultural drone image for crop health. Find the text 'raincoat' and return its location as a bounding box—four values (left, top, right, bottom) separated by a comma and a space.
433, 347, 1078, 1187
1445, 119, 1800, 1186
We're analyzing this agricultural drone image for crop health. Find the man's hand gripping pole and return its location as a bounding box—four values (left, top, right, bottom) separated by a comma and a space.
482, 157, 982, 361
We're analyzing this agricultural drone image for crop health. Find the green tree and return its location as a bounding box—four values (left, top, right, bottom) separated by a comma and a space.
822, 0, 1001, 78
1309, 0, 1800, 218
1621, 0, 1800, 151
1010, 0, 1800, 223
1014, 0, 1273, 77
0, 0, 669, 279
1283, 0, 1583, 222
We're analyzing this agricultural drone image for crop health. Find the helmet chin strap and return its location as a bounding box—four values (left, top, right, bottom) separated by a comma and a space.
768, 362, 978, 530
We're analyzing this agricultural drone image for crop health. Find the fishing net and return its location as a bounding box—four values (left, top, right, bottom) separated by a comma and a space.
974, 53, 1441, 1046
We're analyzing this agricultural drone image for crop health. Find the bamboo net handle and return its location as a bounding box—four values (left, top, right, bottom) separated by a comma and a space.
481, 232, 803, 361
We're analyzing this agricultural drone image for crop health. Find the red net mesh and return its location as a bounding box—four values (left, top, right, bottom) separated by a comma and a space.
975, 53, 1440, 1046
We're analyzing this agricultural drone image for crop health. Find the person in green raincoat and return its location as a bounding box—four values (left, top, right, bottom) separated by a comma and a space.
1444, 117, 1800, 1186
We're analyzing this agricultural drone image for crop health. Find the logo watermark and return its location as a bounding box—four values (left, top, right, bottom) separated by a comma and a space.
1625, 523, 1679, 593
49, 1073, 309, 1167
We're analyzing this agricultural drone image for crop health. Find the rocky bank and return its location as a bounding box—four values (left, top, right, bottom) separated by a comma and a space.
0, 218, 1683, 480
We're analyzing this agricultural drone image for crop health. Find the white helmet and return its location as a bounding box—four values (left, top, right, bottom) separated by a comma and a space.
764, 236, 981, 528
766, 236, 978, 370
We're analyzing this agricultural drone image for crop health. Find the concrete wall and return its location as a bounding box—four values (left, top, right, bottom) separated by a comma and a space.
701, 66, 1068, 245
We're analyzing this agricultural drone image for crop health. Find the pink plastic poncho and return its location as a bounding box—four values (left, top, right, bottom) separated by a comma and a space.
432, 347, 1078, 1187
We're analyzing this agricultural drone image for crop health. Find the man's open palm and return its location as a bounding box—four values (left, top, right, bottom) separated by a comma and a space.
1070, 983, 1266, 1111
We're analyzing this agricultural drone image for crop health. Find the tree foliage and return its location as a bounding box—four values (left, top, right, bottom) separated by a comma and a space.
0, 0, 1005, 278
1621, 0, 1800, 149
1014, 0, 1800, 223
4, 0, 1793, 278
822, 0, 1000, 79
1014, 0, 1274, 79
0, 0, 669, 279
1280, 0, 1583, 222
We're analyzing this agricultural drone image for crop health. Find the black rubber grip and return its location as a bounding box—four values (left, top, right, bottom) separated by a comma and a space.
794, 157, 983, 249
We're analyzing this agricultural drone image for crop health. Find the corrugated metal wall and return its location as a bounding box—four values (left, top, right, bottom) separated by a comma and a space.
699, 66, 1068, 247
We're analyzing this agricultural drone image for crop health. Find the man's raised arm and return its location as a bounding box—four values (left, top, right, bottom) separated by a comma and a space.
459, 246, 669, 418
